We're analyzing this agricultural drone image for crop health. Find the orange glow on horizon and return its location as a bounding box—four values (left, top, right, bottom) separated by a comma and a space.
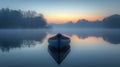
45, 15, 104, 24
45, 15, 79, 24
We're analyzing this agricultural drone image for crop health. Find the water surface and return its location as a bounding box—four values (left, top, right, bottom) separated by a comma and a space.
0, 29, 120, 67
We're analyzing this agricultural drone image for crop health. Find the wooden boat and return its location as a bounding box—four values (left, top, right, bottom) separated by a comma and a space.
48, 33, 70, 50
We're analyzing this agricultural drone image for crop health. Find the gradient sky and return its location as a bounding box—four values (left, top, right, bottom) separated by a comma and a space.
0, 0, 120, 23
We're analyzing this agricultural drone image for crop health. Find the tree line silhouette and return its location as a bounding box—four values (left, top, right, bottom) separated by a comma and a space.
0, 8, 48, 29
51, 14, 120, 28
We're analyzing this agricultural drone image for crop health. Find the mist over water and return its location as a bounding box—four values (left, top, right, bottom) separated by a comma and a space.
0, 0, 120, 67
0, 29, 120, 67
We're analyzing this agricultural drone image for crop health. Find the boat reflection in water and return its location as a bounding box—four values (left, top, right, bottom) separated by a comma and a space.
48, 33, 71, 64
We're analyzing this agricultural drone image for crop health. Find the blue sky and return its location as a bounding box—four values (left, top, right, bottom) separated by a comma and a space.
0, 0, 120, 23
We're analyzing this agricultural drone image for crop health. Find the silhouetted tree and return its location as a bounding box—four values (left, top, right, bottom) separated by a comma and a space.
51, 14, 120, 29
103, 14, 120, 28
0, 8, 47, 29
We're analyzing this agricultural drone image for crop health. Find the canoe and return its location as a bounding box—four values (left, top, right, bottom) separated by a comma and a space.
48, 33, 70, 50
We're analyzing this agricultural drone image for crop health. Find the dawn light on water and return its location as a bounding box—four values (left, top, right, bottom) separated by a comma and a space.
0, 0, 120, 67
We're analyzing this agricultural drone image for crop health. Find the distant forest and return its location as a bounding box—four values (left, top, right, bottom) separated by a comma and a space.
51, 14, 120, 29
0, 8, 120, 29
0, 8, 48, 29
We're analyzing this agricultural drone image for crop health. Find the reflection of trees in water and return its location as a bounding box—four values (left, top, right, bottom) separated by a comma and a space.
50, 30, 120, 44
76, 31, 120, 44
102, 32, 120, 44
0, 30, 47, 52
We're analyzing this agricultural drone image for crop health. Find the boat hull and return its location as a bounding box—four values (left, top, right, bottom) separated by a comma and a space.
48, 39, 70, 50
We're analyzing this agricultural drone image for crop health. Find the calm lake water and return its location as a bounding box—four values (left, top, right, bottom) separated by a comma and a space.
0, 29, 120, 67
